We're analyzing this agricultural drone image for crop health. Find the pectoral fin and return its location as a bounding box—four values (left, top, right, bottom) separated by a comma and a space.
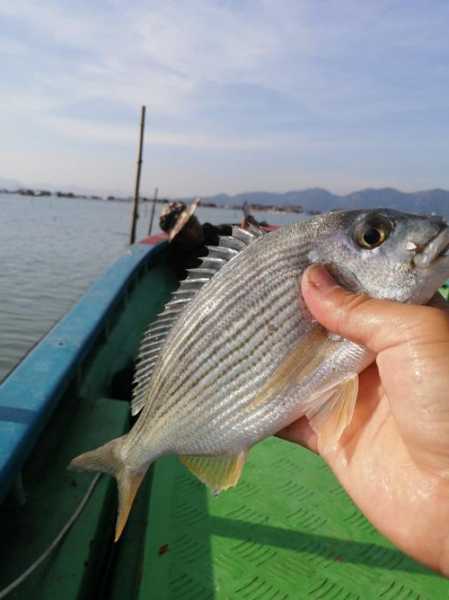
180, 452, 247, 493
306, 375, 359, 453
249, 327, 332, 411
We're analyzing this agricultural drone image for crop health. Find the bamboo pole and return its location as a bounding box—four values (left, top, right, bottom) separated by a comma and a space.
129, 105, 146, 244
148, 186, 158, 235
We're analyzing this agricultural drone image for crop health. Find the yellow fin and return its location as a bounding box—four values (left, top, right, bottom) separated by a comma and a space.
69, 437, 147, 542
249, 327, 332, 411
307, 375, 359, 453
115, 468, 146, 541
180, 452, 247, 492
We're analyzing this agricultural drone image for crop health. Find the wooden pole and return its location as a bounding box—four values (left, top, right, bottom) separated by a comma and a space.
129, 105, 146, 244
148, 186, 159, 235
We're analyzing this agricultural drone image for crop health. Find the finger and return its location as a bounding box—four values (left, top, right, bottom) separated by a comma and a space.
301, 265, 449, 354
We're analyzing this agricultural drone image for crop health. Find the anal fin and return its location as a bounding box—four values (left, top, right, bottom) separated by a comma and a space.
307, 375, 358, 453
180, 452, 247, 493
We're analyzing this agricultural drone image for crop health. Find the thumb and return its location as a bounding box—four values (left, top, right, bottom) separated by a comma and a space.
301, 264, 448, 354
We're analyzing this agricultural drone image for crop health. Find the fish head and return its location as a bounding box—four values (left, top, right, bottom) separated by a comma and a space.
310, 209, 449, 304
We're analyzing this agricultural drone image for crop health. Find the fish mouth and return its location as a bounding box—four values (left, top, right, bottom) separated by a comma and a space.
413, 228, 449, 268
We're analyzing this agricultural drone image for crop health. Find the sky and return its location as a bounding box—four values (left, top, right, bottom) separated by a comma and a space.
1, 1, 449, 198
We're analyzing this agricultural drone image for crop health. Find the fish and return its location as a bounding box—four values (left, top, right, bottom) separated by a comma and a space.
69, 209, 449, 540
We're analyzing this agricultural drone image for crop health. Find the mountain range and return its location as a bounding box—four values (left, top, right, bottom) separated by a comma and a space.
183, 188, 449, 216
2, 176, 449, 216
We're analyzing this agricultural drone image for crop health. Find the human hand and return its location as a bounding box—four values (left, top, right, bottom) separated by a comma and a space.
278, 264, 449, 575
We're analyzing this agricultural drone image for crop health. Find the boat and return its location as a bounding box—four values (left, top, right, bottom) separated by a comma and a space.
0, 234, 449, 599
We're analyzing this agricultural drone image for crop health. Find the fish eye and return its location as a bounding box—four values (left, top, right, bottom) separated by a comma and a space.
358, 226, 385, 248
355, 215, 392, 250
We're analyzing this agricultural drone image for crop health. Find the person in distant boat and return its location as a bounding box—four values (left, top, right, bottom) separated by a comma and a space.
159, 200, 232, 277
240, 201, 268, 230
280, 264, 449, 577
160, 200, 203, 246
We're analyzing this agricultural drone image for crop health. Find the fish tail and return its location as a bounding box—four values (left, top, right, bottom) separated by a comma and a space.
69, 436, 148, 541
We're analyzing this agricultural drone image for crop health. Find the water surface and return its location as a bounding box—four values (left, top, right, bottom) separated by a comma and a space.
0, 193, 300, 381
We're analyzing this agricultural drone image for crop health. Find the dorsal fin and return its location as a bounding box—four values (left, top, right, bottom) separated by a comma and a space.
206, 245, 239, 260
131, 226, 264, 416
245, 223, 265, 238
233, 225, 264, 242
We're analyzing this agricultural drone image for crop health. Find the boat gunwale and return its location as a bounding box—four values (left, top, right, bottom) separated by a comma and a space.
0, 241, 165, 503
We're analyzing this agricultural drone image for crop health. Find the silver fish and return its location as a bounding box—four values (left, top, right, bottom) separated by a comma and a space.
70, 209, 449, 539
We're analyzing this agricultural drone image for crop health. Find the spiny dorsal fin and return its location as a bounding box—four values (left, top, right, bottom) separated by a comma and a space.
179, 451, 247, 493
131, 307, 181, 415
247, 223, 265, 237
232, 224, 265, 242
131, 227, 263, 416
206, 245, 239, 260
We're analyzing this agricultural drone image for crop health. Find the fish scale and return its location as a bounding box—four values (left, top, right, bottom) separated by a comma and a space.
130, 236, 337, 455
70, 209, 449, 541
154, 255, 304, 405
164, 238, 298, 361
124, 234, 306, 450
158, 287, 300, 420
148, 302, 300, 446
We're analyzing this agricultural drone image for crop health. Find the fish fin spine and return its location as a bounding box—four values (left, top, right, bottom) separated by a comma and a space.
131, 226, 261, 416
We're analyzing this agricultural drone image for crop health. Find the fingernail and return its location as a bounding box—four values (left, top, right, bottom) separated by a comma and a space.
304, 265, 336, 291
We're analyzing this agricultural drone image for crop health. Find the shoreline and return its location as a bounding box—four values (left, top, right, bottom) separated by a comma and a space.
0, 189, 306, 214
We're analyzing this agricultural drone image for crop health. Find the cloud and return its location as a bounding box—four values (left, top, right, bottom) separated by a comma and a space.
1, 1, 449, 195
44, 113, 330, 151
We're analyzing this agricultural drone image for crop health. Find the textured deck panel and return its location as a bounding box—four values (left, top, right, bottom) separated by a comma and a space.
139, 438, 449, 599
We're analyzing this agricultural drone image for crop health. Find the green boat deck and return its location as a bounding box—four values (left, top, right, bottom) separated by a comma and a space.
1, 243, 449, 599
115, 440, 448, 600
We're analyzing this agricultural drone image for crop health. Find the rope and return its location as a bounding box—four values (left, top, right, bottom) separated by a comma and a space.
0, 474, 102, 599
